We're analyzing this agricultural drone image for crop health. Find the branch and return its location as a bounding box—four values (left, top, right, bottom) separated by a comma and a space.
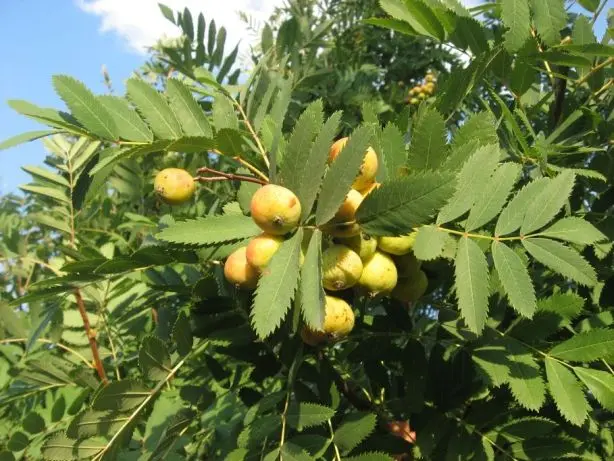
195, 166, 268, 185
234, 101, 270, 169
0, 338, 94, 369
74, 289, 108, 384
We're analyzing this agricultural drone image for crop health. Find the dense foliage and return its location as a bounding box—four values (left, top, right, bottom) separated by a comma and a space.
0, 0, 613, 460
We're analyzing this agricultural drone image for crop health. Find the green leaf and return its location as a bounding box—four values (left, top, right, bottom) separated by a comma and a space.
92, 380, 150, 411
157, 215, 261, 246
413, 226, 449, 261
466, 163, 521, 231
455, 237, 490, 334
150, 409, 195, 460
544, 358, 589, 426
251, 228, 303, 339
159, 3, 176, 23
7, 100, 87, 135
316, 125, 372, 225
576, 0, 599, 11
7, 432, 28, 452
538, 217, 607, 245
0, 130, 56, 151
166, 79, 212, 137
238, 414, 281, 448
344, 453, 395, 461
41, 433, 105, 460
280, 100, 324, 205
492, 241, 537, 318
407, 106, 447, 171
21, 165, 70, 187
495, 417, 557, 441
23, 412, 45, 434
452, 111, 498, 152
19, 184, 70, 204
510, 437, 575, 460
496, 178, 549, 237
357, 171, 456, 235
522, 238, 597, 286
472, 345, 511, 387
574, 367, 614, 411
172, 312, 193, 357
501, 0, 531, 51
287, 402, 335, 431
333, 412, 377, 454
510, 59, 537, 96
299, 112, 342, 221
139, 335, 172, 381
379, 0, 445, 40
97, 95, 153, 142
212, 93, 239, 131
530, 0, 566, 46
126, 78, 182, 139
521, 170, 575, 235
437, 144, 499, 225
280, 442, 315, 461
380, 122, 407, 180
66, 409, 130, 438
364, 17, 417, 36
550, 329, 614, 362
505, 338, 546, 411
300, 230, 326, 330
52, 75, 118, 140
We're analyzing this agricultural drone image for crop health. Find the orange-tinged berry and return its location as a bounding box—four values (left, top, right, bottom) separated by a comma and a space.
246, 233, 284, 271
224, 247, 259, 290
328, 138, 379, 191
250, 184, 301, 235
154, 168, 195, 205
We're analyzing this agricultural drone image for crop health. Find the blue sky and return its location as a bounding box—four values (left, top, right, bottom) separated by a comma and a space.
0, 1, 610, 194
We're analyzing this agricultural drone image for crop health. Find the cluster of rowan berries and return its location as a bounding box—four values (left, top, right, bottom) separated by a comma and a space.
153, 138, 429, 346
407, 71, 437, 105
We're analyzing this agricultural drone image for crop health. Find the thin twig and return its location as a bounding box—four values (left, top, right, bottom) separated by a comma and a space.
195, 167, 268, 185
233, 156, 269, 182
327, 420, 342, 461
0, 338, 94, 369
576, 57, 613, 86
75, 290, 108, 383
279, 391, 291, 459
234, 101, 270, 168
531, 28, 554, 85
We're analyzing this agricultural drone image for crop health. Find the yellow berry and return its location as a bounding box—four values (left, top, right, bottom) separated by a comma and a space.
322, 245, 363, 291
154, 168, 195, 205
359, 251, 398, 295
224, 247, 259, 290
250, 184, 301, 235
378, 233, 416, 256
246, 233, 284, 271
300, 296, 355, 345
392, 270, 428, 303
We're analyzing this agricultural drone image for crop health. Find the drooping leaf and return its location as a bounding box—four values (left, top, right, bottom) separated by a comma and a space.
287, 402, 335, 431
550, 329, 614, 362
357, 171, 456, 235
52, 75, 118, 140
412, 226, 450, 261
251, 228, 303, 339
530, 0, 567, 46
455, 237, 490, 334
92, 380, 150, 412
157, 215, 261, 246
521, 170, 575, 235
496, 178, 549, 236
379, 0, 445, 40
466, 163, 521, 231
172, 311, 193, 357
501, 0, 531, 51
126, 78, 182, 139
279, 442, 315, 461
300, 230, 326, 330
66, 409, 130, 438
492, 241, 537, 318
522, 238, 597, 286
539, 217, 607, 245
544, 357, 589, 426
504, 338, 547, 411
0, 130, 57, 151
97, 95, 153, 142
437, 144, 499, 224
333, 412, 377, 454
139, 335, 172, 381
407, 106, 447, 171
574, 367, 614, 411
166, 79, 212, 137
380, 122, 406, 180
316, 125, 372, 225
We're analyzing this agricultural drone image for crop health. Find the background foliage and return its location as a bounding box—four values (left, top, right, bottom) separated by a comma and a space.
0, 0, 613, 460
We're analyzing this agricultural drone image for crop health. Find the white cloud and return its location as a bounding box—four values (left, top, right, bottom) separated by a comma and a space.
77, 0, 283, 55
78, 0, 486, 58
